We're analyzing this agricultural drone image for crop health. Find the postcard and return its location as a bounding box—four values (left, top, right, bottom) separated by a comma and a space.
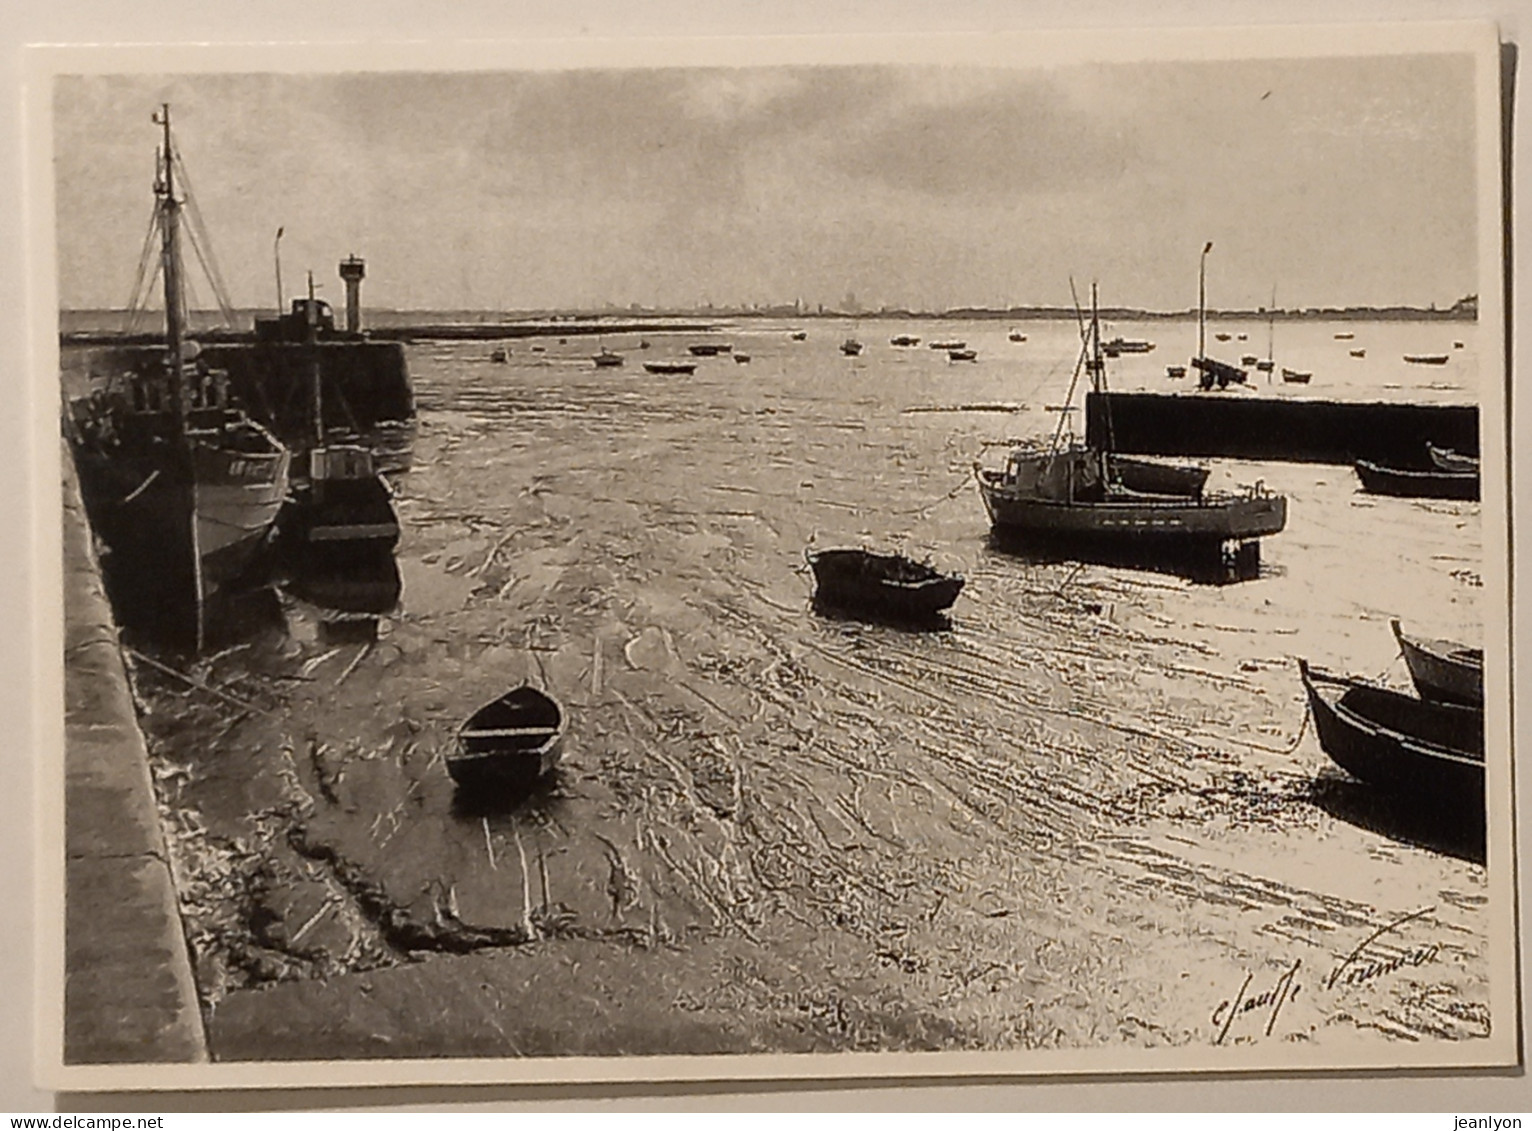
30, 22, 1513, 1091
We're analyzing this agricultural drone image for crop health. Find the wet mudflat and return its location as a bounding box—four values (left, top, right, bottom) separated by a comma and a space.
121, 319, 1490, 1062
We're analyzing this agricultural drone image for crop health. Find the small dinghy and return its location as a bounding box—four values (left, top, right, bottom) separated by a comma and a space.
1298, 659, 1483, 804
1392, 618, 1483, 707
807, 548, 964, 621
448, 686, 565, 794
1354, 459, 1479, 501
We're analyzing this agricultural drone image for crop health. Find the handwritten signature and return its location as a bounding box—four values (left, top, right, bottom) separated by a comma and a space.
1209, 905, 1444, 1044
1325, 905, 1440, 990
1211, 958, 1302, 1044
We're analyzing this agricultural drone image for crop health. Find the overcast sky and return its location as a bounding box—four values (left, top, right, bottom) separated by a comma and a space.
52, 52, 1481, 314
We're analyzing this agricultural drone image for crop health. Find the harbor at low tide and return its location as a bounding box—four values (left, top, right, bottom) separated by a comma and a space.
68, 314, 1491, 1061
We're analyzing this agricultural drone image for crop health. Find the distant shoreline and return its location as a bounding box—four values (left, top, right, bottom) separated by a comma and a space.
58, 301, 1478, 345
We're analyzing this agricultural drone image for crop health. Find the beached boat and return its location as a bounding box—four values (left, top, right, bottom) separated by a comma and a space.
643, 360, 698, 375
807, 548, 964, 620
593, 348, 624, 368
1403, 353, 1450, 365
841, 338, 864, 356
447, 686, 565, 794
1298, 660, 1483, 804
1354, 459, 1478, 501
978, 286, 1284, 573
1193, 355, 1248, 389
1391, 619, 1483, 707
1428, 443, 1479, 473
1281, 368, 1313, 384
66, 104, 291, 648
948, 348, 978, 362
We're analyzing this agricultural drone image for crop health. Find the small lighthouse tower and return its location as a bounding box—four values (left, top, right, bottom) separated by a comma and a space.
338, 255, 366, 334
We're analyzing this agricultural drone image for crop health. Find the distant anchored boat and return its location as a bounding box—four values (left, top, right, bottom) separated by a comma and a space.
948, 348, 978, 362
688, 343, 730, 357
1281, 367, 1313, 384
1008, 330, 1027, 342
592, 347, 624, 368
1403, 353, 1450, 365
890, 334, 921, 346
930, 339, 966, 350
643, 359, 698, 375
841, 338, 864, 356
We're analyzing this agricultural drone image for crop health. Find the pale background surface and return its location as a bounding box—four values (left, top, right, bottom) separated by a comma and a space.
3, 0, 1528, 1112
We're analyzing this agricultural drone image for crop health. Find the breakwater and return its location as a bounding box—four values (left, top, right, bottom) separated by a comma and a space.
1085, 391, 1480, 467
61, 446, 206, 1064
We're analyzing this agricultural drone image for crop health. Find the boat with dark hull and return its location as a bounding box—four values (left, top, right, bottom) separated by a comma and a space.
1281, 368, 1313, 385
807, 548, 964, 622
1428, 443, 1479, 473
1354, 459, 1479, 501
65, 105, 290, 648
643, 360, 698, 375
1391, 619, 1483, 707
448, 686, 566, 796
1298, 660, 1483, 806
978, 284, 1284, 580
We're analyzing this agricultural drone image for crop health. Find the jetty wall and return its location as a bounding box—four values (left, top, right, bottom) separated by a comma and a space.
82, 341, 413, 447
62, 448, 207, 1064
1085, 391, 1479, 467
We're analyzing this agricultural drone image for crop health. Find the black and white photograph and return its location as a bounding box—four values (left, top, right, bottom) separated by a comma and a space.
34, 23, 1513, 1091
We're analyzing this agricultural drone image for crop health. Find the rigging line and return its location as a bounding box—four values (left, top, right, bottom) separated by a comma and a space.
123, 208, 162, 334
172, 149, 236, 321
1049, 332, 1091, 456
183, 222, 236, 327
128, 253, 165, 338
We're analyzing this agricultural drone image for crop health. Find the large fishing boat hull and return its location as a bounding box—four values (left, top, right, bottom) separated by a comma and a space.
978, 473, 1286, 544
192, 431, 291, 591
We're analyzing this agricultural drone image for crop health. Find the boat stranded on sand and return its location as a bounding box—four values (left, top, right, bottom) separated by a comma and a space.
807, 548, 964, 622
1298, 659, 1483, 806
1392, 619, 1483, 707
448, 686, 566, 797
977, 283, 1284, 579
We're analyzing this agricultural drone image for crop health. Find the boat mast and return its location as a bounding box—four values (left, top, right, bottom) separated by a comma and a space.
1197, 241, 1213, 360
307, 270, 323, 444
154, 103, 204, 651
154, 104, 187, 437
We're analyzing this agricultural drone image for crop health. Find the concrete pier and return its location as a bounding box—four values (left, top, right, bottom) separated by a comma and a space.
1085, 390, 1479, 467
61, 449, 206, 1064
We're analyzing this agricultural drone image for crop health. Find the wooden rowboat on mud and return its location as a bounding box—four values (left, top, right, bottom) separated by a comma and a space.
1298, 659, 1483, 804
447, 686, 565, 794
1391, 619, 1483, 707
807, 548, 964, 621
1354, 459, 1479, 501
